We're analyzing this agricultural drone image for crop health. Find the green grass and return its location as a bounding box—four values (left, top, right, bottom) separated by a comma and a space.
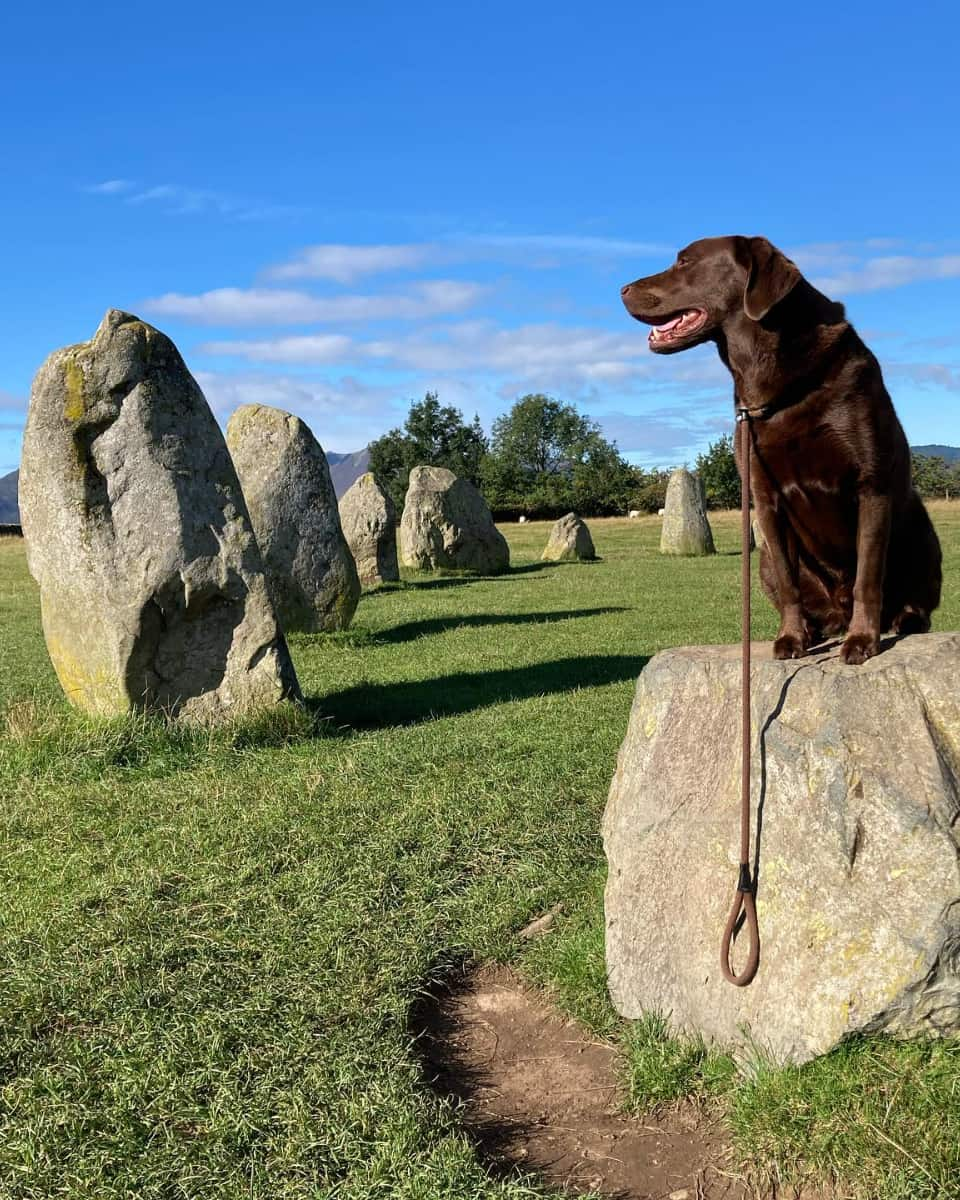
1, 508, 958, 1199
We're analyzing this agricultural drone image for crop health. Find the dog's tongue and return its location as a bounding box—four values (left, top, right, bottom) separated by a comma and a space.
654, 314, 684, 332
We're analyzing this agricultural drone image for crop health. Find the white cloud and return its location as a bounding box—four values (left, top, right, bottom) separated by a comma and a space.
142, 280, 486, 325
813, 254, 960, 296
460, 233, 673, 257
84, 179, 134, 195
87, 179, 307, 221
196, 318, 729, 399
201, 333, 356, 364
887, 362, 960, 392
195, 370, 409, 452
265, 243, 434, 283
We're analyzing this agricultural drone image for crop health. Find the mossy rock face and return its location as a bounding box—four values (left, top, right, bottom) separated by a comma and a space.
399, 466, 509, 574
604, 634, 960, 1064
338, 473, 399, 588
541, 512, 596, 562
19, 310, 300, 721
226, 405, 360, 631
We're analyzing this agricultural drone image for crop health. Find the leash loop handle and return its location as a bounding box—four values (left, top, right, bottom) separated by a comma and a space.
721, 407, 761, 987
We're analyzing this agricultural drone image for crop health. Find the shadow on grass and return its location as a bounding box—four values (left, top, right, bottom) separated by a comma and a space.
376, 607, 628, 645
391, 562, 561, 592
310, 653, 649, 731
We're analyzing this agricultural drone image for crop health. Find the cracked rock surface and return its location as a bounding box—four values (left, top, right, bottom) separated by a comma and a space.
604, 634, 960, 1063
399, 466, 509, 574
19, 310, 299, 720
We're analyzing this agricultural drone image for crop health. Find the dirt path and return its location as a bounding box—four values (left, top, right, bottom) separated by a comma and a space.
413, 963, 757, 1200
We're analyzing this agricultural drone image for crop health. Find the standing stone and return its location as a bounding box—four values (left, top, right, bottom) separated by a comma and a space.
603, 634, 960, 1064
541, 512, 596, 562
18, 310, 299, 720
660, 469, 715, 556
338, 472, 399, 587
226, 405, 360, 632
399, 466, 509, 574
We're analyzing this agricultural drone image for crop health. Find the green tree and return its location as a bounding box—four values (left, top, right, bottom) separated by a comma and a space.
368, 392, 488, 512
696, 434, 741, 510
482, 394, 634, 516
912, 452, 951, 499
627, 467, 671, 513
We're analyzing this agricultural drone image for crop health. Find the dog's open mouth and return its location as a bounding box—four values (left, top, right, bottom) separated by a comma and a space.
648, 308, 708, 347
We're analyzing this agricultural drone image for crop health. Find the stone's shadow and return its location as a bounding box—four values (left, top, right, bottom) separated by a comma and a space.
309, 653, 648, 732
376, 607, 627, 645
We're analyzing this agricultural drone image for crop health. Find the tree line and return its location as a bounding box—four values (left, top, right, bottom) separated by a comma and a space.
368, 393, 958, 517
368, 392, 669, 518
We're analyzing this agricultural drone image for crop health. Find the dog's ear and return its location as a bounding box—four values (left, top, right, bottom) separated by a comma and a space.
743, 237, 801, 320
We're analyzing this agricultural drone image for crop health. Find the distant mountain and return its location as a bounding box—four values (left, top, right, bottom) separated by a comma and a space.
0, 469, 18, 523
0, 451, 373, 522
912, 444, 960, 463
327, 448, 371, 497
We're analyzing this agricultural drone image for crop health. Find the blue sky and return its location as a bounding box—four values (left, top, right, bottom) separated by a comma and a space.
2, 0, 959, 474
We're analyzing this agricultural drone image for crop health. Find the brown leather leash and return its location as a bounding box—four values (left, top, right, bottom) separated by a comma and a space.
719, 405, 767, 987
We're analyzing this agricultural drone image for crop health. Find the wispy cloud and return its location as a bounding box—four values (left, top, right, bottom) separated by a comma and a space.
458, 233, 673, 257
265, 243, 436, 283
84, 179, 135, 195
201, 333, 355, 364
141, 280, 486, 325
86, 179, 308, 222
786, 240, 960, 297
887, 361, 960, 392
195, 370, 419, 452
812, 254, 960, 296
197, 318, 728, 395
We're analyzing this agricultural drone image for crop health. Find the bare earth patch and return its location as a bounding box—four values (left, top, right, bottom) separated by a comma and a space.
413, 963, 755, 1200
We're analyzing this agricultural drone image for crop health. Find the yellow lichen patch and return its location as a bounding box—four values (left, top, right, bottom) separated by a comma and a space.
63, 356, 87, 422
45, 632, 127, 716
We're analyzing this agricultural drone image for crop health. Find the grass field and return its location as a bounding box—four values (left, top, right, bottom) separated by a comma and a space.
1, 508, 959, 1199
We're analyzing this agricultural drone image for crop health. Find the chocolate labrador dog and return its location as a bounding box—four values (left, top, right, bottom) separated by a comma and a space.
621, 236, 942, 664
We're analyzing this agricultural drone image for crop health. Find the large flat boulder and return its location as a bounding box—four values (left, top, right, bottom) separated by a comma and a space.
338, 472, 399, 587
603, 634, 960, 1064
226, 405, 360, 632
660, 469, 715, 556
19, 310, 300, 720
399, 466, 509, 574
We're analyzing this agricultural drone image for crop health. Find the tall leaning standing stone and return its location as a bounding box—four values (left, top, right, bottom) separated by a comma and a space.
338, 473, 399, 587
399, 466, 509, 574
226, 405, 360, 632
19, 310, 299, 720
660, 468, 715, 556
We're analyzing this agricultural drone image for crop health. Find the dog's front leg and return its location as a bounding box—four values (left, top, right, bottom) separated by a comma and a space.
841, 491, 891, 664
755, 506, 807, 658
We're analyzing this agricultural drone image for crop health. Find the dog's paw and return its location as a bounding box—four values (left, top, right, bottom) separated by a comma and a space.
840, 633, 879, 665
892, 607, 930, 637
773, 633, 807, 659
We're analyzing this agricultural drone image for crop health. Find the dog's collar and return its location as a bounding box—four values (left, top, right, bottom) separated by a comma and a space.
735, 404, 774, 423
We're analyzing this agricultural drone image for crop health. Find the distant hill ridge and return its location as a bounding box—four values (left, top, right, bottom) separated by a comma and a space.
0, 469, 18, 523
326, 448, 371, 497
913, 445, 960, 463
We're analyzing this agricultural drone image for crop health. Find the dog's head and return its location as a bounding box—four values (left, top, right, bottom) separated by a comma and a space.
621, 236, 802, 354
